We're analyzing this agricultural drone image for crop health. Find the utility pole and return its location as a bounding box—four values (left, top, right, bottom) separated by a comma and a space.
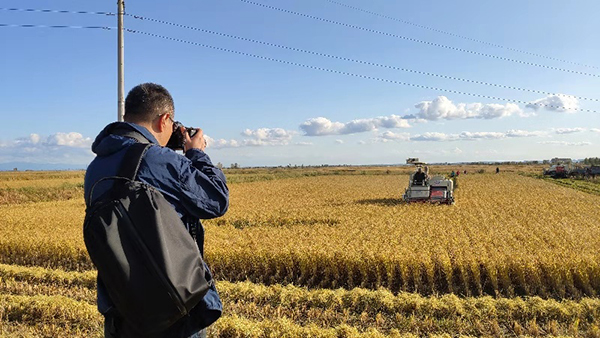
117, 0, 125, 121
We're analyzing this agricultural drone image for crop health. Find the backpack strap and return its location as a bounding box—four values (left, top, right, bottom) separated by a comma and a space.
118, 143, 152, 181
87, 143, 152, 206
111, 126, 151, 144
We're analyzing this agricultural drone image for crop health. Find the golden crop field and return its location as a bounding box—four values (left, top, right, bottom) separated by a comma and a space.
1, 165, 599, 337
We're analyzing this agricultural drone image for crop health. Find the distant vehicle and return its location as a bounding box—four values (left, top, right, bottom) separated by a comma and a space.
569, 167, 587, 178
403, 159, 454, 204
570, 165, 600, 179
589, 166, 600, 178
543, 162, 599, 179
543, 163, 571, 178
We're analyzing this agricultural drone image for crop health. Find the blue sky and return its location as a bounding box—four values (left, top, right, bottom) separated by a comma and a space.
1, 0, 599, 169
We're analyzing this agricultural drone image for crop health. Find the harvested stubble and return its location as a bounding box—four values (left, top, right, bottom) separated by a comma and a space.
525, 174, 600, 196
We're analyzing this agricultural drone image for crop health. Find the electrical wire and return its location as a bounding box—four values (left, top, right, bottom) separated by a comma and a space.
5, 6, 598, 78
1, 21, 595, 112
4, 5, 599, 95
0, 7, 115, 16
124, 28, 596, 113
0, 23, 113, 30
126, 12, 599, 103
323, 0, 598, 70
237, 0, 600, 78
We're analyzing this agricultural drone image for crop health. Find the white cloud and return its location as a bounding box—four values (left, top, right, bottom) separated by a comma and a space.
11, 132, 92, 148
505, 129, 547, 137
206, 128, 297, 149
300, 115, 411, 136
538, 141, 591, 146
242, 128, 295, 145
295, 142, 313, 146
0, 132, 94, 165
29, 134, 41, 144
380, 131, 410, 141
46, 132, 91, 148
411, 132, 457, 142
410, 132, 502, 142
459, 131, 506, 140
205, 135, 240, 149
591, 128, 600, 133
300, 117, 345, 136
526, 95, 579, 113
414, 96, 524, 120
335, 139, 344, 144
410, 129, 547, 142
554, 127, 585, 134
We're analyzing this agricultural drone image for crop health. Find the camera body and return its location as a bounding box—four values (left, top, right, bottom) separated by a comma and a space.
167, 121, 198, 150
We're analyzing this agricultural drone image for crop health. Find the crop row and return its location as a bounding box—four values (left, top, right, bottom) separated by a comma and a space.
208, 251, 600, 298
2, 174, 600, 298
3, 264, 600, 337
3, 236, 598, 299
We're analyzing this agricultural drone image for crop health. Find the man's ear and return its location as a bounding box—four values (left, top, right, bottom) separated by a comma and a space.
156, 113, 169, 132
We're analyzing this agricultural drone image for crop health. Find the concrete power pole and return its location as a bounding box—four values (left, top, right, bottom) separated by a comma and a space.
117, 0, 125, 121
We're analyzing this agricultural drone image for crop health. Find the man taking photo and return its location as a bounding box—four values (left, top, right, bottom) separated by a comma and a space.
84, 83, 229, 337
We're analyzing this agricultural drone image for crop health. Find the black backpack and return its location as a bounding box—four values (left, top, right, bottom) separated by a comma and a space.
83, 143, 212, 335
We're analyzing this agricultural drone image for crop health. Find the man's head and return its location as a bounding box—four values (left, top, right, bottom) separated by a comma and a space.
124, 83, 175, 146
417, 167, 422, 173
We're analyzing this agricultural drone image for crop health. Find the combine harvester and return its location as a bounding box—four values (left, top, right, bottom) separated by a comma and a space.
402, 158, 455, 205
543, 160, 572, 178
543, 158, 600, 179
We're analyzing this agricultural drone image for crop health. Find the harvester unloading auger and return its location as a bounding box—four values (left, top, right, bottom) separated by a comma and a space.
402, 158, 455, 204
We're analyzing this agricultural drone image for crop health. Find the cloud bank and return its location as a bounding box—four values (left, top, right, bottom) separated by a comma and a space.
413, 96, 525, 120
526, 95, 580, 113
300, 115, 411, 136
538, 141, 591, 146
554, 127, 585, 134
0, 132, 93, 165
409, 129, 548, 142
206, 128, 296, 149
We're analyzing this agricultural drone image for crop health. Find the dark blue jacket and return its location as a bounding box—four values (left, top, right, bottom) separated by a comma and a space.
84, 122, 228, 337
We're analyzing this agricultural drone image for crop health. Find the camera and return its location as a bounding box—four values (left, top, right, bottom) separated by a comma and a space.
166, 121, 198, 150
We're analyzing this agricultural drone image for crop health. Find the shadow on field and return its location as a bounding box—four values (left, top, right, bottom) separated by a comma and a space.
357, 198, 404, 206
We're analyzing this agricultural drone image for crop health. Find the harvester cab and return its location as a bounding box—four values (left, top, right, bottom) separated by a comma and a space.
403, 159, 454, 204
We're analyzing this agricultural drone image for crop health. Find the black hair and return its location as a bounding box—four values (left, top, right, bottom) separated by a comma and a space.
124, 83, 174, 123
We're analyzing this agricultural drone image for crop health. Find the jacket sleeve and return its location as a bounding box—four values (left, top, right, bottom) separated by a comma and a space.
177, 149, 229, 219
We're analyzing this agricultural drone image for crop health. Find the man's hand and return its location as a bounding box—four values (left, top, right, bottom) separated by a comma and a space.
183, 127, 207, 152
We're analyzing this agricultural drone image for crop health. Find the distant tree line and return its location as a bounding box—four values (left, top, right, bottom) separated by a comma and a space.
583, 157, 600, 165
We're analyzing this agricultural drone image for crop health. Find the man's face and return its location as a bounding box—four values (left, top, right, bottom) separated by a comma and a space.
166, 113, 175, 138
155, 112, 175, 147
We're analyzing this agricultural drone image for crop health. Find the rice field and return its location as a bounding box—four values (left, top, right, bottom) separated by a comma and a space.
1, 165, 599, 337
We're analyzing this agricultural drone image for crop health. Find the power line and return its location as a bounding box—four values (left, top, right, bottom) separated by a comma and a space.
1, 22, 595, 112
4, 6, 599, 99
0, 7, 115, 16
238, 0, 600, 78
124, 28, 595, 113
324, 0, 598, 70
126, 12, 598, 103
0, 23, 113, 30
